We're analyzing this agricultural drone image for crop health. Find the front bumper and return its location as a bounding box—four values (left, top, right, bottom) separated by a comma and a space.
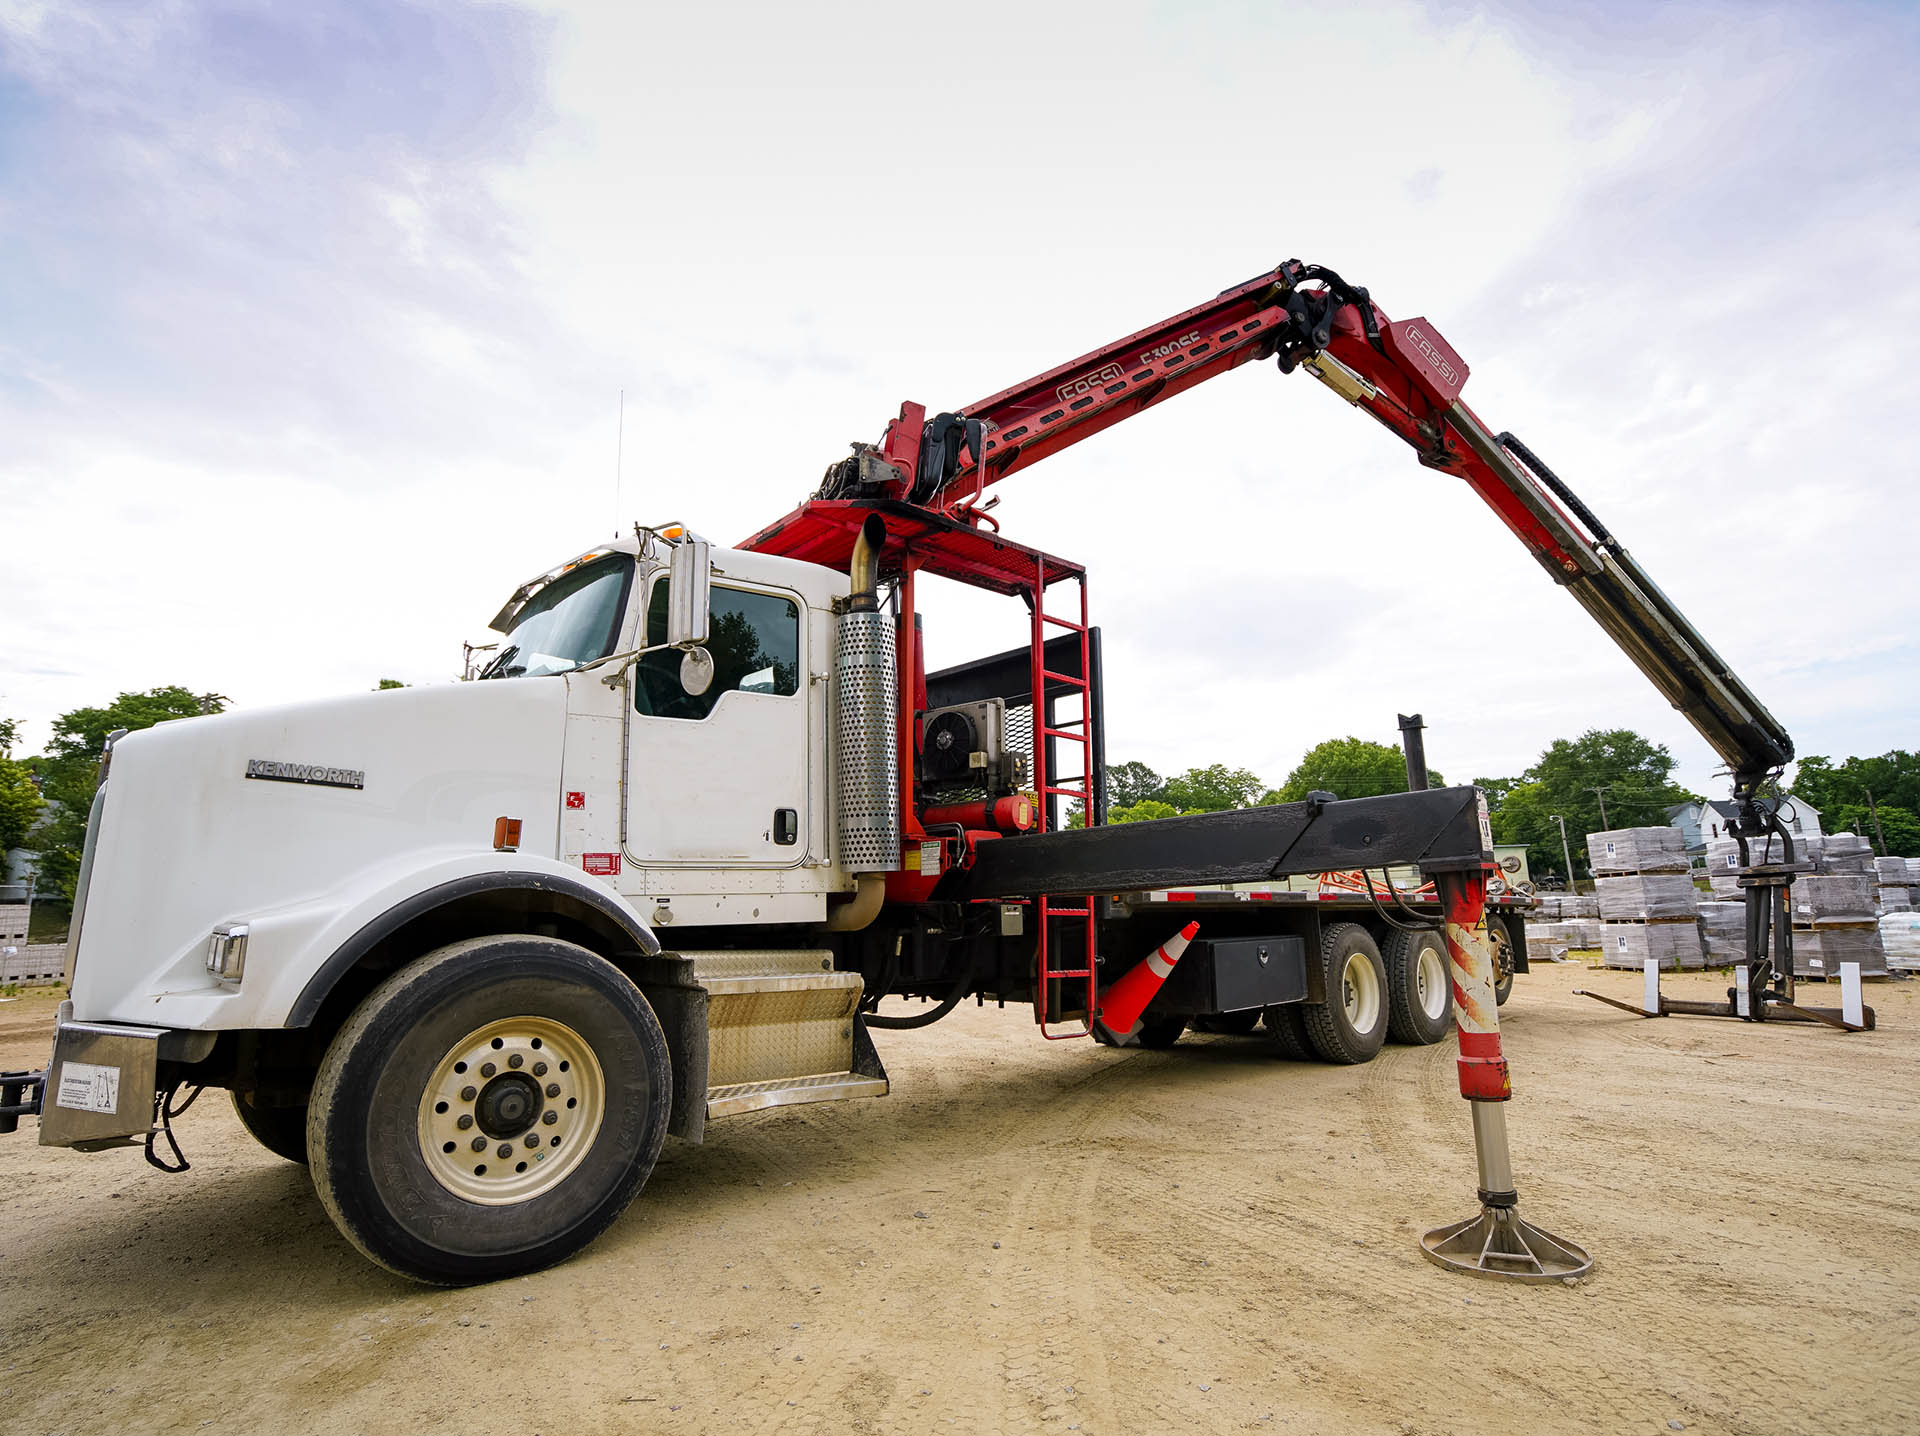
2, 1001, 166, 1149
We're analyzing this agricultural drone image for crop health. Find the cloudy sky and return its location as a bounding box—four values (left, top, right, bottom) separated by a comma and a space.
3, 0, 1915, 803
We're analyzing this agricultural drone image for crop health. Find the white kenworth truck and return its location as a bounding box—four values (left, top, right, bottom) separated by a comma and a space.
4, 514, 1503, 1283
7, 258, 1796, 1285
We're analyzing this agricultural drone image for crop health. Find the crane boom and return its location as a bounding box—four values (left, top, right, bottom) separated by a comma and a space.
785, 258, 1793, 812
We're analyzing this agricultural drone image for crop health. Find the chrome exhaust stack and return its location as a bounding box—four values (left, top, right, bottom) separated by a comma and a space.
826, 515, 898, 931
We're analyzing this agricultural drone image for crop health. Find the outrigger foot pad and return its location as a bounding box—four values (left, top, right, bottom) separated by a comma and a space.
1419, 1202, 1593, 1284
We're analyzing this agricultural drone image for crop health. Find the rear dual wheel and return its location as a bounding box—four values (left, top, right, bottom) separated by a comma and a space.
1488, 919, 1517, 1006
1264, 924, 1391, 1065
1381, 929, 1454, 1046
308, 935, 671, 1285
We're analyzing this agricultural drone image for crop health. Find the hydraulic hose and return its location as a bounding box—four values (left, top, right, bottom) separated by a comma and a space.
862, 960, 974, 1030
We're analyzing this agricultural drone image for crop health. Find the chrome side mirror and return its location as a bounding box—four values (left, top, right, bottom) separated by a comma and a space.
666, 537, 711, 648
679, 647, 715, 697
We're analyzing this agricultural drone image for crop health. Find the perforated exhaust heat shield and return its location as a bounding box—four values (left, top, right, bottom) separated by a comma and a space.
834, 609, 900, 871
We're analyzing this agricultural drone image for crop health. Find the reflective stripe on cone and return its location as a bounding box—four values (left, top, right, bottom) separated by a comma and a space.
1098, 921, 1199, 1037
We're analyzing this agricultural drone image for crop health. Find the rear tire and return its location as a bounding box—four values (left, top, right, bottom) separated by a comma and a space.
1381, 928, 1453, 1046
1261, 1003, 1315, 1060
1300, 923, 1389, 1065
231, 1090, 309, 1164
308, 935, 671, 1285
1488, 920, 1516, 1006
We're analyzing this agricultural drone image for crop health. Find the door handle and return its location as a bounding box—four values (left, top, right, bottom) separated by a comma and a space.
774, 809, 798, 845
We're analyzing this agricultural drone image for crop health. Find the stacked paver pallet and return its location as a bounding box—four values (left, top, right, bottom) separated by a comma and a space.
1881, 913, 1920, 972
1590, 827, 1703, 970
1704, 833, 1799, 900
1, 942, 67, 986
1790, 873, 1887, 977
1526, 892, 1602, 959
1873, 856, 1913, 914
1822, 833, 1874, 874
1697, 902, 1746, 966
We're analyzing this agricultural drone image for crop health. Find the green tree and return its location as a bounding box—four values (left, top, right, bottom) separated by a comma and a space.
1266, 737, 1442, 805
1485, 728, 1698, 880
1104, 761, 1165, 809
376, 678, 409, 690
0, 716, 43, 857
1161, 763, 1266, 813
27, 687, 225, 903
1108, 799, 1182, 824
1792, 751, 1920, 855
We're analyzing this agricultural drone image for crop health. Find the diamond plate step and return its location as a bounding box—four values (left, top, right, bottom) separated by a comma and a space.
706, 1071, 889, 1119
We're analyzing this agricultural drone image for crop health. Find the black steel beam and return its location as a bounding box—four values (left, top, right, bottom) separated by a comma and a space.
938, 786, 1490, 901
926, 632, 1090, 708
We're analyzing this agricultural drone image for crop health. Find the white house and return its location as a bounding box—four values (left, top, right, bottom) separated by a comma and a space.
1667, 796, 1823, 855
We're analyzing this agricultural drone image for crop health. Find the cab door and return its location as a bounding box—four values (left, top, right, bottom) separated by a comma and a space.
624, 576, 811, 867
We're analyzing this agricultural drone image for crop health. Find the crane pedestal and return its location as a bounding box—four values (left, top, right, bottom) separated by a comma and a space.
1419, 1101, 1591, 1282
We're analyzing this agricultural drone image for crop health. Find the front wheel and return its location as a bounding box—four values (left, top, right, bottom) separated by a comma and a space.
308, 935, 671, 1285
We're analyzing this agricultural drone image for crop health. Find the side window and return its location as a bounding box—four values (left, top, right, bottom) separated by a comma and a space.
634, 581, 801, 720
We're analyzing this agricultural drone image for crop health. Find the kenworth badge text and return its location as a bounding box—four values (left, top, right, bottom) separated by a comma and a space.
0, 259, 1800, 1284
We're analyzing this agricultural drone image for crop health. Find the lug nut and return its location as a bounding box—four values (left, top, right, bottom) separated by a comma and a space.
541, 1110, 559, 1126
457, 1114, 474, 1130
471, 1136, 487, 1153
507, 1053, 523, 1069
497, 1143, 513, 1159
546, 1082, 561, 1098
460, 1085, 476, 1102
525, 1133, 541, 1149
480, 1062, 497, 1078
532, 1062, 547, 1077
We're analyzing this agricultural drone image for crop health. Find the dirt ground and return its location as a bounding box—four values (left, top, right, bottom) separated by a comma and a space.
3, 963, 1917, 1436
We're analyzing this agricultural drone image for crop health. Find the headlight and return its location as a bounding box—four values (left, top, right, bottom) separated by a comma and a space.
206, 924, 249, 982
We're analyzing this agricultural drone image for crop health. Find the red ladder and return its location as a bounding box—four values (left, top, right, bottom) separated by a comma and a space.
1031, 556, 1096, 1039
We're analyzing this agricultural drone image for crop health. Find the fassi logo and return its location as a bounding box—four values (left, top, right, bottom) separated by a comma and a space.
1055, 363, 1125, 404
1402, 323, 1460, 389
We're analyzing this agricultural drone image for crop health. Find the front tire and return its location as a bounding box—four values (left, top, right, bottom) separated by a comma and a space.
308, 935, 671, 1285
1381, 929, 1453, 1046
1300, 923, 1389, 1065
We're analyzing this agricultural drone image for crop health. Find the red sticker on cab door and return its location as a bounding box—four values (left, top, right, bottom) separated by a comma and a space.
582, 853, 620, 877
565, 791, 586, 809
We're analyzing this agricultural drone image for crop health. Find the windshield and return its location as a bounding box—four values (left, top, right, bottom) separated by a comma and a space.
483, 556, 634, 679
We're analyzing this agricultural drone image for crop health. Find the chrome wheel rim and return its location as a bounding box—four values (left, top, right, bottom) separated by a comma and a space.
1340, 951, 1382, 1034
1416, 943, 1450, 1020
417, 1016, 605, 1206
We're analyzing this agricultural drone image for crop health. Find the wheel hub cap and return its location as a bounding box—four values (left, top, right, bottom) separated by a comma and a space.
1341, 952, 1382, 1033
475, 1073, 541, 1138
416, 1016, 606, 1206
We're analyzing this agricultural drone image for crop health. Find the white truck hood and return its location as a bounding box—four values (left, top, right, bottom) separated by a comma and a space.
69, 679, 568, 1028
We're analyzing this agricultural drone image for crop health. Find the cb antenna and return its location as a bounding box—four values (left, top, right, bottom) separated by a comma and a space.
613, 388, 626, 537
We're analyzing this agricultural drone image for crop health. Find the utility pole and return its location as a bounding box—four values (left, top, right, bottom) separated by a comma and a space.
1588, 786, 1609, 829
1864, 787, 1888, 856
1552, 813, 1579, 892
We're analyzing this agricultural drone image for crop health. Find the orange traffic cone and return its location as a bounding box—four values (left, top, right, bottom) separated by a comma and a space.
1097, 921, 1199, 1038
